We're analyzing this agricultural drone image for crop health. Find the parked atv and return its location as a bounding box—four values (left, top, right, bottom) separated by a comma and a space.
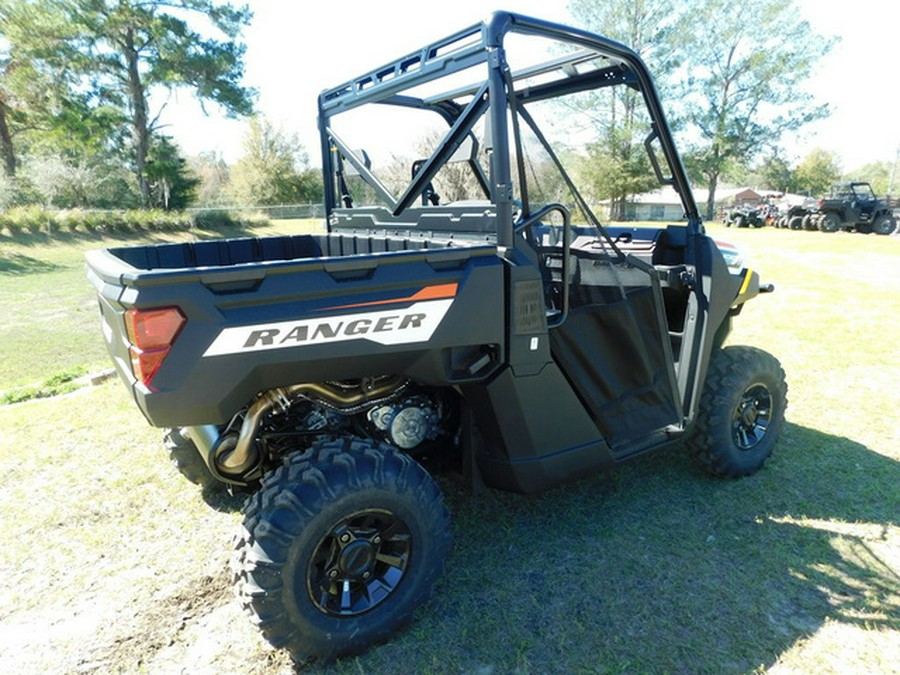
86, 11, 787, 661
814, 182, 896, 234
724, 205, 764, 228
775, 195, 818, 230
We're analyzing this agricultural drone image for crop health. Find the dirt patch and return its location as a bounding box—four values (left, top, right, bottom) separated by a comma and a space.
0, 570, 248, 673
66, 566, 300, 674
83, 571, 232, 670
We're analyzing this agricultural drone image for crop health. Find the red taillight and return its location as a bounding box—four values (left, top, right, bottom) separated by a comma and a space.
124, 307, 186, 387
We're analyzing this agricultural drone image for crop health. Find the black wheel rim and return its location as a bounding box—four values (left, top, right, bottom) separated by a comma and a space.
307, 509, 411, 617
732, 382, 772, 451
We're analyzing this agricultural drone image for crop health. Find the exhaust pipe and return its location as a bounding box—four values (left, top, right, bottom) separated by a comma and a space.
184, 377, 407, 479
183, 424, 220, 460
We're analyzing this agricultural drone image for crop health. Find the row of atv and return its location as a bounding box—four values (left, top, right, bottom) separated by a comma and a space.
725, 182, 897, 235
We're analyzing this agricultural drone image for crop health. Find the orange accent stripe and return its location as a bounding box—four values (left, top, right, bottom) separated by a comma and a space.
327, 283, 458, 310
409, 283, 459, 301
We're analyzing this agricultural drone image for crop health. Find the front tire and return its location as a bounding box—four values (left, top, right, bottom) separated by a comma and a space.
232, 437, 451, 660
872, 213, 897, 235
687, 346, 787, 478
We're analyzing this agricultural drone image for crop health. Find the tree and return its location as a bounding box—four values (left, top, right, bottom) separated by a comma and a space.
794, 148, 840, 196
676, 0, 834, 219
189, 151, 231, 206
0, 2, 46, 176
5, 0, 255, 206
145, 136, 199, 210
0, 57, 19, 176
415, 130, 483, 204
754, 154, 796, 193
568, 0, 681, 220
579, 133, 658, 220
847, 161, 892, 197
0, 0, 109, 177
19, 151, 137, 208
227, 116, 322, 206
569, 0, 682, 86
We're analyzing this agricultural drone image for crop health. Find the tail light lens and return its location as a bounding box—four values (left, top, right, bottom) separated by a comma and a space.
124, 307, 186, 388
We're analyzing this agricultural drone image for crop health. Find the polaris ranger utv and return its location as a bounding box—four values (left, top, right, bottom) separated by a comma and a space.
86, 11, 786, 660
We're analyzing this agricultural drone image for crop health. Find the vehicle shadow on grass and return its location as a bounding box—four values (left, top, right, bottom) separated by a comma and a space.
333, 421, 899, 674
200, 485, 247, 512
0, 252, 62, 275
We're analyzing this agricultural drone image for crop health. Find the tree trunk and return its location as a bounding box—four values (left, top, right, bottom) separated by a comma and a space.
705, 172, 719, 222
124, 28, 151, 207
612, 194, 628, 221
0, 98, 17, 177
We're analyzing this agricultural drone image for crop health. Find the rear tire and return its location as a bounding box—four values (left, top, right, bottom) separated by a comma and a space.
164, 427, 221, 489
232, 437, 451, 660
687, 346, 787, 478
788, 215, 803, 230
818, 212, 841, 233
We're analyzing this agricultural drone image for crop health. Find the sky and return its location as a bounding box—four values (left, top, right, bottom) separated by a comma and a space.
163, 0, 900, 175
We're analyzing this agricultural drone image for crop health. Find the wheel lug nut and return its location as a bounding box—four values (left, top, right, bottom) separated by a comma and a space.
363, 571, 371, 579
340, 533, 350, 543
329, 569, 339, 579
373, 536, 381, 545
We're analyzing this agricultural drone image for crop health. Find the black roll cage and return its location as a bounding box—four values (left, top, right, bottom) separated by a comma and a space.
317, 10, 701, 246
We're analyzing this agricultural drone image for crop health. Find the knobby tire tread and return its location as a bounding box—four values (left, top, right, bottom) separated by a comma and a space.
231, 436, 451, 659
686, 346, 787, 478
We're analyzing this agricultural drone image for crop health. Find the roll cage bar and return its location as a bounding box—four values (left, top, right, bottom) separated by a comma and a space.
317, 10, 701, 245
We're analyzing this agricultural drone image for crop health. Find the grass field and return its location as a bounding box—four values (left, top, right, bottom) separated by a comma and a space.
0, 221, 897, 673
0, 218, 325, 391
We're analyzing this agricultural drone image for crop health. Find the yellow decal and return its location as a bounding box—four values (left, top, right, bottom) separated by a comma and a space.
739, 269, 754, 296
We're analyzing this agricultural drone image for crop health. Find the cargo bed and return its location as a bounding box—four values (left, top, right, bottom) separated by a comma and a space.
86, 231, 507, 426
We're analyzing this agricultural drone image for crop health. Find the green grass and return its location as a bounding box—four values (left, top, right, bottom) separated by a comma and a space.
0, 365, 88, 404
0, 222, 897, 673
0, 219, 325, 389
